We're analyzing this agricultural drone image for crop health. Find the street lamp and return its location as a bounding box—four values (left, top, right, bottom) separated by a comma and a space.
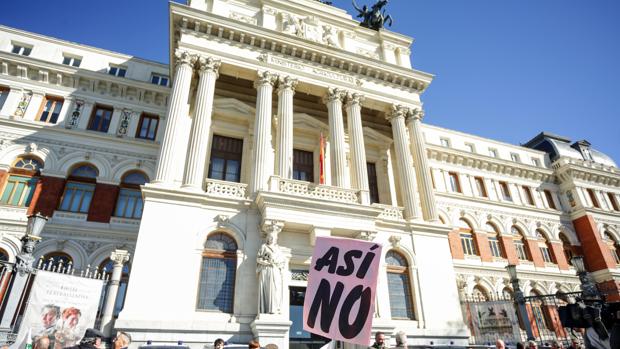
505, 264, 535, 341
26, 213, 48, 237
571, 255, 600, 300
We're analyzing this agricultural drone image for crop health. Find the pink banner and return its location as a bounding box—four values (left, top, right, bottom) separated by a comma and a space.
303, 236, 382, 346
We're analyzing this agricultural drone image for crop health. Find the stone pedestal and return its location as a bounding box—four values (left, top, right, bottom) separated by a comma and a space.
250, 317, 292, 349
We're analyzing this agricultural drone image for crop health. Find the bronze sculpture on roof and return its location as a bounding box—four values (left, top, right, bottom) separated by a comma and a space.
352, 0, 393, 30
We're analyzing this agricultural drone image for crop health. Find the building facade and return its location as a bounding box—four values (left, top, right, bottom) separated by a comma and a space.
0, 0, 619, 348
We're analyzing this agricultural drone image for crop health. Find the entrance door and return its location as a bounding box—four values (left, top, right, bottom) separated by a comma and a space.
289, 287, 329, 349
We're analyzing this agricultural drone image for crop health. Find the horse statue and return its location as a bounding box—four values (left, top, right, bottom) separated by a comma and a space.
352, 0, 393, 30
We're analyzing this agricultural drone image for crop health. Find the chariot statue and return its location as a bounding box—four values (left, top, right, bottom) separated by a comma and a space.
352, 0, 393, 30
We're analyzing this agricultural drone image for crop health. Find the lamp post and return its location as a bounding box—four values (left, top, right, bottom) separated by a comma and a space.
506, 264, 535, 341
571, 255, 600, 300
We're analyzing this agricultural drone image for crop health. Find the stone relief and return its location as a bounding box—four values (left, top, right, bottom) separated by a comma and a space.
116, 109, 132, 137
279, 13, 341, 48
65, 99, 84, 129
230, 11, 257, 25
14, 91, 32, 117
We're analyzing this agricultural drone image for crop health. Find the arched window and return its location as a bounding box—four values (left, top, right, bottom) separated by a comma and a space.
458, 219, 478, 256
472, 286, 489, 301
537, 230, 555, 264
512, 226, 531, 261
0, 156, 43, 207
559, 233, 574, 265
58, 164, 98, 213
99, 259, 130, 316
486, 222, 505, 258
385, 251, 415, 319
604, 232, 620, 265
0, 248, 9, 262
114, 172, 148, 219
43, 252, 73, 267
197, 233, 237, 313
502, 287, 514, 300
530, 290, 549, 330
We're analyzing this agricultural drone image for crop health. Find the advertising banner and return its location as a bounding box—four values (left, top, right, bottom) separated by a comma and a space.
11, 271, 104, 349
467, 301, 521, 344
303, 236, 382, 346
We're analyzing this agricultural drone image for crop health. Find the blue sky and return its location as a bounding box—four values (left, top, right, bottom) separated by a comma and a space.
2, 0, 619, 162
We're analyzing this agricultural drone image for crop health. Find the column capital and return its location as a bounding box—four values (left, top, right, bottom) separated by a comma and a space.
406, 108, 425, 123
196, 56, 221, 76
110, 249, 131, 267
386, 104, 411, 123
174, 49, 198, 68
323, 87, 345, 104
345, 92, 365, 108
277, 76, 298, 93
255, 70, 278, 88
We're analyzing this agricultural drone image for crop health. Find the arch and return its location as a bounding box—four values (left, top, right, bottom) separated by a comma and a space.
57, 152, 111, 180
510, 220, 531, 237
559, 225, 580, 245
456, 213, 479, 231
197, 231, 239, 313
457, 217, 475, 231
12, 155, 44, 171
193, 218, 246, 252
0, 144, 56, 172
385, 250, 416, 320
473, 278, 495, 299
484, 216, 505, 235
0, 235, 21, 263
437, 209, 451, 226
535, 225, 554, 242
111, 159, 155, 184
88, 244, 131, 268
472, 284, 491, 301
205, 232, 238, 251
34, 239, 88, 270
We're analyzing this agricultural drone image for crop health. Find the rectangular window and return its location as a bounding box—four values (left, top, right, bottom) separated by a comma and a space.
62, 55, 82, 67
540, 246, 553, 263
114, 188, 143, 219
37, 96, 63, 124
499, 181, 512, 201
58, 182, 95, 213
465, 143, 475, 153
293, 149, 314, 182
474, 177, 488, 198
208, 135, 243, 183
0, 175, 37, 207
11, 43, 32, 56
544, 190, 557, 210
488, 237, 503, 258
151, 74, 169, 87
136, 113, 159, 140
608, 193, 619, 211
88, 105, 113, 132
108, 65, 127, 78
440, 138, 451, 147
522, 186, 535, 206
460, 233, 477, 255
511, 153, 521, 163
448, 172, 461, 193
514, 239, 528, 260
197, 255, 236, 312
587, 189, 600, 208
367, 162, 380, 204
0, 87, 9, 111
488, 148, 498, 158
532, 158, 541, 167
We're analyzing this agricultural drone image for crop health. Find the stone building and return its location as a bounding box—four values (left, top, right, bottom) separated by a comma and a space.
0, 0, 618, 348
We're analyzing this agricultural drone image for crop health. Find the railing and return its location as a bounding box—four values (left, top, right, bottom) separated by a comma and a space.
374, 204, 405, 221
272, 176, 359, 204
205, 178, 248, 199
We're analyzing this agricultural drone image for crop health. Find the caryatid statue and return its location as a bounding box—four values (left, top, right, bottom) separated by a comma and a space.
257, 220, 286, 315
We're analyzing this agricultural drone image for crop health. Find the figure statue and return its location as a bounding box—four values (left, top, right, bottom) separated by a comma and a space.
282, 14, 303, 38
322, 25, 340, 48
352, 0, 393, 31
257, 222, 285, 315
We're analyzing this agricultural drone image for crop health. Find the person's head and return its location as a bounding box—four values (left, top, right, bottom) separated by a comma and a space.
395, 331, 407, 347
35, 336, 50, 349
113, 331, 132, 349
81, 328, 104, 349
214, 339, 225, 349
551, 340, 563, 349
516, 343, 525, 349
61, 307, 81, 329
527, 340, 538, 349
41, 305, 60, 328
496, 339, 505, 349
248, 340, 260, 349
375, 332, 385, 346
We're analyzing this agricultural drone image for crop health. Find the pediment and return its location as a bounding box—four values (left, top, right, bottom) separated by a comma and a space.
363, 126, 392, 146
293, 113, 329, 133
214, 98, 255, 120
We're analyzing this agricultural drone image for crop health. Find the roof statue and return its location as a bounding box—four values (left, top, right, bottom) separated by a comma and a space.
352, 0, 393, 30
315, 0, 333, 4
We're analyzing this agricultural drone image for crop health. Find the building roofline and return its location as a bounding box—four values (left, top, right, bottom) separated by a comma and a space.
523, 132, 572, 148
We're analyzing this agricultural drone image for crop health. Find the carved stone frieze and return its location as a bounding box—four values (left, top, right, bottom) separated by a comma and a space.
229, 12, 257, 25
14, 91, 32, 117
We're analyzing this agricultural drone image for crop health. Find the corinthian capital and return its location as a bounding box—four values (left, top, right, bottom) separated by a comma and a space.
277, 76, 298, 93
197, 56, 221, 76
110, 249, 131, 267
254, 70, 278, 88
323, 87, 345, 104
407, 108, 425, 123
345, 92, 365, 108
385, 104, 410, 123
174, 49, 197, 68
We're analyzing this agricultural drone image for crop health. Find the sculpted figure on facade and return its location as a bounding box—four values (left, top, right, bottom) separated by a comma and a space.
257, 220, 285, 315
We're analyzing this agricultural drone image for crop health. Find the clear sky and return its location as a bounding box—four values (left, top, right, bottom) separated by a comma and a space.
2, 0, 619, 162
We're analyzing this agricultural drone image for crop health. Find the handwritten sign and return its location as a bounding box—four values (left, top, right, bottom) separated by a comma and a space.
303, 236, 382, 345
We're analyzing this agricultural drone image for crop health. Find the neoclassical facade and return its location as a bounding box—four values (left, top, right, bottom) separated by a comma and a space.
0, 0, 619, 348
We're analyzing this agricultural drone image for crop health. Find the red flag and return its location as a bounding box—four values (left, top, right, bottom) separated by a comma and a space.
319, 132, 325, 184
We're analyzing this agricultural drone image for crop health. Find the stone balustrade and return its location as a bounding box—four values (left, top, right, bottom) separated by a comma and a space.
272, 176, 359, 204
205, 178, 248, 199
374, 203, 405, 221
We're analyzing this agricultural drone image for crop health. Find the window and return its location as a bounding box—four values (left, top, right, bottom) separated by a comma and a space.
151, 74, 169, 87
465, 143, 475, 153
115, 172, 148, 219
522, 186, 535, 206
537, 230, 555, 264
604, 232, 620, 265
11, 43, 32, 56
37, 96, 64, 124
208, 135, 243, 183
88, 105, 113, 132
42, 252, 73, 267
448, 172, 461, 193
385, 251, 415, 319
510, 153, 520, 163
99, 259, 130, 316
440, 138, 451, 147
62, 55, 82, 67
197, 233, 237, 313
108, 65, 127, 77
587, 189, 600, 208
608, 193, 619, 211
472, 286, 489, 301
544, 190, 557, 210
293, 149, 314, 182
0, 156, 43, 207
458, 219, 477, 256
58, 164, 98, 213
512, 226, 530, 261
0, 87, 9, 110
367, 162, 380, 204
499, 181, 512, 201
474, 177, 488, 198
488, 148, 498, 158
136, 113, 159, 140
0, 248, 8, 262
559, 233, 574, 265
532, 158, 541, 167
486, 223, 504, 258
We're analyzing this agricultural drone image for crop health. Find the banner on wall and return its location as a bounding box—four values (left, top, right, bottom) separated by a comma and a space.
303, 236, 382, 346
11, 271, 104, 349
467, 301, 521, 344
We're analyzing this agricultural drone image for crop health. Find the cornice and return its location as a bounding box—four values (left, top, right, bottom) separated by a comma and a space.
553, 158, 620, 187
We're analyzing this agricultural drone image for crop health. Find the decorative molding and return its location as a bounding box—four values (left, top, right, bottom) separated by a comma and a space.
229, 12, 257, 25
388, 235, 401, 248
116, 109, 132, 137
205, 179, 247, 199
14, 90, 32, 117
258, 53, 361, 87
278, 178, 359, 204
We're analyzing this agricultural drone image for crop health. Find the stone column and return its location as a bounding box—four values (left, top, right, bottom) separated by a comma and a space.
153, 50, 196, 185
345, 92, 370, 204
406, 109, 439, 221
323, 88, 349, 188
386, 105, 420, 220
100, 249, 131, 337
182, 56, 221, 190
275, 76, 297, 179
249, 71, 277, 193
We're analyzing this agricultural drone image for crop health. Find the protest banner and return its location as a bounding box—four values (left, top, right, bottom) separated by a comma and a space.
303, 236, 382, 346
11, 271, 104, 349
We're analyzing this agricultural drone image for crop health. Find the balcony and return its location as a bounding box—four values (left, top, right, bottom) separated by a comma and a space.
269, 176, 360, 204
205, 178, 248, 200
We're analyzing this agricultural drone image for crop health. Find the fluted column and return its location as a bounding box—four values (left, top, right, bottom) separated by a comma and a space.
154, 50, 196, 184
345, 92, 370, 204
182, 56, 221, 190
406, 109, 439, 221
250, 71, 278, 193
386, 105, 420, 220
276, 76, 298, 179
100, 249, 130, 336
324, 88, 349, 188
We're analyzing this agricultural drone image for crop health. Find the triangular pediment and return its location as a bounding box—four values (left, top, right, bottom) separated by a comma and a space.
293, 113, 329, 133
363, 126, 392, 146
214, 98, 255, 120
